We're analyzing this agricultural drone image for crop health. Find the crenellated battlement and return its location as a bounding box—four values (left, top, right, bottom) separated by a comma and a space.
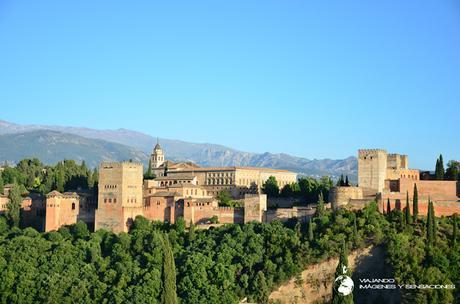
100, 161, 143, 168
358, 149, 387, 155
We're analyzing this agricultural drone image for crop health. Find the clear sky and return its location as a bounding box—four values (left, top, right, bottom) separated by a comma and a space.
0, 0, 459, 170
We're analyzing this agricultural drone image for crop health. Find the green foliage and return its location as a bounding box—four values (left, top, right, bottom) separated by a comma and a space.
175, 217, 186, 234
209, 215, 219, 224
315, 192, 325, 217
216, 190, 242, 207
0, 175, 4, 194
144, 159, 155, 180
337, 174, 344, 186
261, 176, 279, 197
413, 184, 418, 222
352, 215, 358, 248
386, 214, 458, 302
2, 197, 457, 303
162, 234, 178, 304
0, 203, 389, 304
188, 220, 195, 245
307, 218, 314, 242
453, 214, 458, 246
1, 158, 98, 195
435, 154, 445, 180
6, 184, 22, 227
446, 160, 459, 181
405, 191, 412, 225
254, 271, 269, 304
280, 182, 300, 197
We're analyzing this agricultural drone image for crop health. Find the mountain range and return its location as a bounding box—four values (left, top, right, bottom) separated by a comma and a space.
0, 120, 358, 181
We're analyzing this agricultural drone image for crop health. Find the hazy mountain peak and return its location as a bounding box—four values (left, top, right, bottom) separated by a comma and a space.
0, 119, 357, 180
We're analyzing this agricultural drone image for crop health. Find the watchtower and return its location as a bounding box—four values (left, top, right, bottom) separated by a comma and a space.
95, 161, 143, 233
358, 149, 388, 193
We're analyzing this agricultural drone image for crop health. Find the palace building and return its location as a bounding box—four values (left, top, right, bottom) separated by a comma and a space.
65, 142, 298, 232
150, 141, 298, 199
15, 142, 302, 233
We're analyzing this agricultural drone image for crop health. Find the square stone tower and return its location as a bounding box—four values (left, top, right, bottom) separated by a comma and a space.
45, 191, 79, 232
244, 194, 267, 223
95, 162, 143, 233
358, 149, 388, 193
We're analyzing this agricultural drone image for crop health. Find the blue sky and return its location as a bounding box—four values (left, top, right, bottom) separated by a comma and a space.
0, 0, 459, 170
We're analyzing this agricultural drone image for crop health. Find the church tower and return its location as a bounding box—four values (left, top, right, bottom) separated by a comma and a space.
151, 139, 165, 168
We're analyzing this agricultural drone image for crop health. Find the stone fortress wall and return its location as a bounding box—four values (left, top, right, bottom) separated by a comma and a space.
331, 149, 460, 216
328, 186, 363, 208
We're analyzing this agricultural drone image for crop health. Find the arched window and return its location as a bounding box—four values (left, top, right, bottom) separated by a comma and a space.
72, 202, 76, 210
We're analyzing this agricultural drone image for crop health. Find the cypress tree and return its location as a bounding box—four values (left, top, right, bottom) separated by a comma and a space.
315, 192, 325, 217
55, 167, 65, 192
164, 162, 168, 177
345, 175, 350, 187
405, 191, 412, 225
439, 154, 445, 180
188, 220, 195, 245
435, 159, 440, 180
6, 184, 22, 227
387, 198, 391, 214
426, 199, 437, 245
352, 215, 358, 247
412, 184, 418, 223
399, 211, 405, 230
332, 241, 353, 304
145, 159, 153, 179
255, 271, 269, 304
295, 222, 301, 239
453, 214, 457, 246
92, 168, 99, 184
308, 218, 314, 242
0, 175, 4, 195
435, 155, 445, 180
432, 202, 437, 243
161, 234, 177, 304
87, 168, 94, 189
426, 200, 432, 243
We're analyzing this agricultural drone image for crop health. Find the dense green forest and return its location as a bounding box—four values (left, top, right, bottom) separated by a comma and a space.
1, 201, 458, 303
386, 208, 459, 303
0, 201, 388, 304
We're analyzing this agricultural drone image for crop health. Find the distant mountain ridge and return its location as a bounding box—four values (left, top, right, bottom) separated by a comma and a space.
0, 120, 358, 180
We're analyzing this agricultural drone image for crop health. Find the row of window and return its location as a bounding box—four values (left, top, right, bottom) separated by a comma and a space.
160, 180, 192, 186
185, 189, 206, 196
207, 178, 233, 185
104, 185, 117, 189
208, 172, 233, 178
103, 198, 117, 203
46, 202, 76, 210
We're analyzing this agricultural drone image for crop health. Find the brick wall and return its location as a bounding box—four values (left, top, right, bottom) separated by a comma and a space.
382, 191, 460, 217
398, 179, 458, 201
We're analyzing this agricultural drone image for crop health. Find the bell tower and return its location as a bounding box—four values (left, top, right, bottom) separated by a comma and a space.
151, 138, 165, 168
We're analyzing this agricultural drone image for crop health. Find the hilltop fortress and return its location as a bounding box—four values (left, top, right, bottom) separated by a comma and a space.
43, 142, 300, 233
330, 149, 460, 216
2, 145, 458, 233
